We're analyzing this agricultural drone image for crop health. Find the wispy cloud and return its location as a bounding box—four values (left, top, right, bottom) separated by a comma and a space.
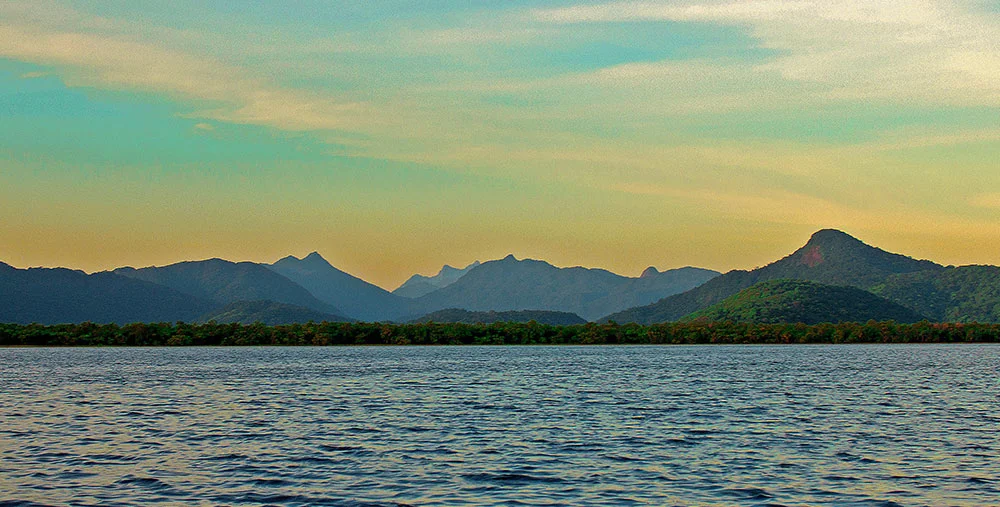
534, 1, 813, 23
534, 0, 1000, 106
0, 3, 369, 133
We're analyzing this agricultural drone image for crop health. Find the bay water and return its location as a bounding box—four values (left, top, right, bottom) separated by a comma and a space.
1, 345, 998, 506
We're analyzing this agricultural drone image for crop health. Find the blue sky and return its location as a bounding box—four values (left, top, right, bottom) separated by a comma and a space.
2, 0, 999, 287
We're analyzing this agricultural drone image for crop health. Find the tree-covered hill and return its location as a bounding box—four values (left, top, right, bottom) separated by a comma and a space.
199, 300, 351, 326
871, 265, 1000, 322
682, 279, 927, 325
412, 308, 587, 325
604, 229, 943, 324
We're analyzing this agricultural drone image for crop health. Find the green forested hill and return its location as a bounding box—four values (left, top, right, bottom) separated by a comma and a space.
683, 280, 926, 324
872, 265, 1000, 322
604, 229, 944, 324
412, 308, 587, 325
199, 300, 351, 325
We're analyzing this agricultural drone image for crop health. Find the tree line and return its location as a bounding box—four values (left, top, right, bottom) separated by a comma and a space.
1, 320, 998, 347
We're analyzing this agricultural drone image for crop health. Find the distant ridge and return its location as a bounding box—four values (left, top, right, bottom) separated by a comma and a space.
393, 261, 481, 299
409, 255, 719, 321
411, 308, 587, 325
114, 258, 340, 315
0, 264, 214, 324
604, 229, 943, 324
267, 252, 407, 321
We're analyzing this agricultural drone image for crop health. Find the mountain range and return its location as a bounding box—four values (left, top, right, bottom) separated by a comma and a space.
393, 261, 481, 298
0, 262, 212, 325
3, 229, 1000, 326
403, 255, 719, 321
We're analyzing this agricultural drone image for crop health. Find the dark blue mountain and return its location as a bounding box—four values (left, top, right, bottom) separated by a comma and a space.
0, 262, 214, 324
114, 258, 340, 315
267, 252, 408, 321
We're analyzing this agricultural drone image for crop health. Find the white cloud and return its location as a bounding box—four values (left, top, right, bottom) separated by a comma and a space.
534, 1, 812, 23
534, 0, 1000, 106
0, 3, 369, 133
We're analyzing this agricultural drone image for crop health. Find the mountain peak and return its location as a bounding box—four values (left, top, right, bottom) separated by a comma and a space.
640, 266, 659, 278
274, 251, 332, 267
806, 229, 862, 246
502, 254, 518, 262
303, 251, 329, 264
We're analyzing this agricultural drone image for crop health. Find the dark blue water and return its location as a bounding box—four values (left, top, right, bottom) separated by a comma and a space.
1, 345, 999, 506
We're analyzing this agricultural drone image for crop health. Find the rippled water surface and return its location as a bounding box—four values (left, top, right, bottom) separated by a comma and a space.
2, 345, 999, 506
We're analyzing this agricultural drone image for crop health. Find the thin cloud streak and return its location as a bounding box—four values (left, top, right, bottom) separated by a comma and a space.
534, 0, 1000, 106
0, 4, 370, 133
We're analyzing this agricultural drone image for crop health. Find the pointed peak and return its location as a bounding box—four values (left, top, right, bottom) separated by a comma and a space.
501, 254, 518, 262
640, 266, 659, 278
303, 251, 327, 262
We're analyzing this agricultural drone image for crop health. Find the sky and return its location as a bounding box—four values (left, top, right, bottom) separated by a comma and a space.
2, 0, 999, 290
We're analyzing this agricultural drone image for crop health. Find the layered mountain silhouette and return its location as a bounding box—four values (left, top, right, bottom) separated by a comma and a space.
267, 252, 407, 321
412, 308, 587, 325
604, 229, 945, 324
199, 300, 350, 325
682, 279, 926, 324
0, 262, 213, 324
6, 228, 1000, 326
114, 259, 339, 314
393, 261, 480, 298
407, 255, 720, 321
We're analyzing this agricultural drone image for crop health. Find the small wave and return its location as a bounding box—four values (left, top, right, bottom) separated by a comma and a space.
198, 453, 250, 461
722, 486, 774, 500
115, 476, 172, 491
462, 472, 566, 484
251, 477, 292, 487
210, 492, 412, 506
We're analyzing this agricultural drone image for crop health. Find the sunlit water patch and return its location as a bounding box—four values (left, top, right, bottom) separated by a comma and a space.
1, 345, 999, 506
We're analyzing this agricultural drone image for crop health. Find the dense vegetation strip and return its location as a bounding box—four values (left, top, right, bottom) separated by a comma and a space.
2, 321, 999, 347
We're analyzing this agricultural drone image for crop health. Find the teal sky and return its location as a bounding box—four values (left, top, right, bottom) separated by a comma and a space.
2, 0, 999, 289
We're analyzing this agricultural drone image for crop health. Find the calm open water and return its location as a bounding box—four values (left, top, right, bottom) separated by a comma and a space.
1, 345, 999, 506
